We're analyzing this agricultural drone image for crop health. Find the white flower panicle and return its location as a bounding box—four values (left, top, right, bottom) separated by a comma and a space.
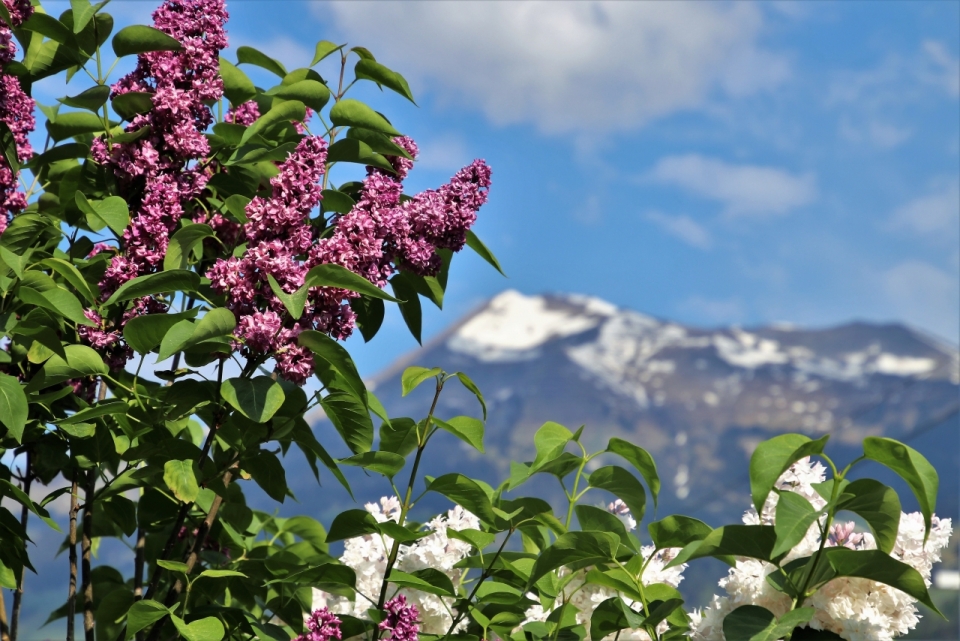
688, 458, 954, 641
522, 502, 687, 641
312, 498, 480, 635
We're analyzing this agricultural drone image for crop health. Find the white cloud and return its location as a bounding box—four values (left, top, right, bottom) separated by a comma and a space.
838, 118, 912, 149
644, 211, 712, 249
647, 154, 817, 217
324, 2, 788, 134
413, 134, 471, 172
883, 261, 959, 341
888, 180, 960, 239
921, 40, 960, 98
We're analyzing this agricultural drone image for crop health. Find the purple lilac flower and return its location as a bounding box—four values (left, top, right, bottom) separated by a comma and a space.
296, 608, 342, 641
827, 521, 865, 550
379, 595, 419, 641
93, 0, 229, 297
0, 0, 36, 233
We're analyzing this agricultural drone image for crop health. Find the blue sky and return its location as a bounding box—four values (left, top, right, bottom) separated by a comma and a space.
35, 0, 960, 376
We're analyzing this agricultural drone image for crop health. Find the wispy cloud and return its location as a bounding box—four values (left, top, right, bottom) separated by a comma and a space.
887, 180, 960, 239
647, 154, 817, 218
324, 2, 788, 135
644, 211, 712, 249
883, 261, 959, 340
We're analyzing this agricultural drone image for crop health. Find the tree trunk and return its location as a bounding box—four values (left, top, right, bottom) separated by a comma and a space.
9, 451, 32, 641
81, 470, 95, 641
67, 473, 79, 641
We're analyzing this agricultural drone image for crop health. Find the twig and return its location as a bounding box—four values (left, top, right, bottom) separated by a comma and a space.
9, 451, 32, 641
67, 473, 80, 641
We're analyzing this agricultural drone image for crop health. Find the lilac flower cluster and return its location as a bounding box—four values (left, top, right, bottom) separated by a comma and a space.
313, 138, 492, 285
206, 132, 491, 383
92, 0, 229, 296
296, 608, 342, 641
0, 0, 36, 233
379, 595, 420, 641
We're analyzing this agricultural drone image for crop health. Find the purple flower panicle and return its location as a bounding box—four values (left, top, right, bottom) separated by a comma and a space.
0, 0, 36, 233
296, 608, 342, 641
379, 595, 419, 641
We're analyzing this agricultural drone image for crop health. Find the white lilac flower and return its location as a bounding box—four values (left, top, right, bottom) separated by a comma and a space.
689, 458, 954, 641
522, 502, 687, 641
312, 499, 480, 635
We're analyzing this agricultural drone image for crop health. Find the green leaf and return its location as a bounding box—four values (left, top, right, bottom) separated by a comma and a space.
111, 125, 151, 144
240, 100, 306, 145
588, 465, 647, 523
388, 569, 455, 597
825, 548, 942, 615
46, 111, 108, 141
125, 600, 170, 638
223, 194, 250, 223
329, 99, 400, 136
345, 127, 412, 159
354, 59, 415, 103
163, 459, 199, 503
155, 319, 196, 362
19, 285, 94, 327
164, 224, 213, 271
390, 273, 422, 343
26, 142, 89, 169
266, 79, 330, 112
196, 569, 247, 580
453, 372, 487, 420
221, 376, 285, 423
532, 421, 573, 469
58, 85, 110, 112
590, 597, 645, 641
607, 437, 660, 510
575, 504, 634, 551
112, 25, 180, 58
722, 605, 778, 641
327, 509, 381, 542
311, 40, 343, 66
771, 491, 820, 559
267, 274, 309, 320
320, 391, 373, 455
298, 330, 367, 403
527, 531, 619, 587
863, 436, 938, 540
340, 451, 405, 478
59, 422, 95, 439
670, 525, 777, 567
466, 230, 506, 276
0, 374, 28, 442
111, 91, 153, 120
219, 57, 257, 105
226, 141, 297, 166
433, 416, 484, 453
170, 615, 225, 641
39, 258, 97, 303
648, 515, 713, 550
244, 450, 288, 502
304, 263, 399, 301
75, 193, 129, 235
26, 344, 107, 392
351, 295, 384, 342
0, 123, 20, 174
103, 270, 200, 306
427, 473, 497, 525
20, 12, 76, 46
236, 45, 287, 78
836, 478, 901, 554
447, 528, 495, 551
321, 189, 356, 215
401, 366, 440, 397
326, 138, 395, 173
58, 398, 127, 424
379, 417, 419, 458
750, 434, 829, 515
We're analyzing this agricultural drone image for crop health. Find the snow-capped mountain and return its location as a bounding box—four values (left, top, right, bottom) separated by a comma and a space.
338, 290, 959, 527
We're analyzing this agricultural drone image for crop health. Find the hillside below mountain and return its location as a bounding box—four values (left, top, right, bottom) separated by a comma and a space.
301, 290, 958, 528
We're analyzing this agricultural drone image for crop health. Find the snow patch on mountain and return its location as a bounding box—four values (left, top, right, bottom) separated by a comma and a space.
447, 290, 613, 362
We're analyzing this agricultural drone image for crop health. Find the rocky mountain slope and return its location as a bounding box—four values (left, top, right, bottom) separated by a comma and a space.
307, 290, 958, 529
